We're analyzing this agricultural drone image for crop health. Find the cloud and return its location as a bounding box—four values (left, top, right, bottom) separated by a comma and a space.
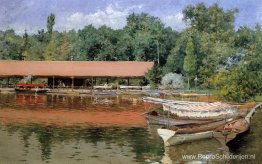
162, 12, 187, 31
59, 4, 143, 31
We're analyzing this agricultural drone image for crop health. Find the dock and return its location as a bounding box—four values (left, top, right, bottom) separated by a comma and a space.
245, 103, 262, 123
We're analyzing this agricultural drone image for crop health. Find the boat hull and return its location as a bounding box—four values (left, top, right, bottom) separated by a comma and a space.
144, 114, 222, 126
15, 88, 49, 93
171, 118, 233, 134
158, 129, 213, 146
163, 103, 237, 120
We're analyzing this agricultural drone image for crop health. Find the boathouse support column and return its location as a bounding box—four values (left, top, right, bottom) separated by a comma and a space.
7, 77, 9, 87
71, 77, 74, 91
91, 77, 94, 94
116, 78, 119, 91
52, 76, 55, 89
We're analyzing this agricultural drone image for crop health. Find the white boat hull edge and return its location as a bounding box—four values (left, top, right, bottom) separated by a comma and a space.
158, 129, 213, 146
157, 129, 176, 146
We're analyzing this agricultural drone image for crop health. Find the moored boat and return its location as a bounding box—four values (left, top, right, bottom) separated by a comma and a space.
15, 84, 49, 93
169, 118, 233, 134
213, 118, 250, 144
163, 102, 237, 120
157, 118, 233, 146
157, 129, 214, 146
143, 97, 208, 105
144, 110, 228, 126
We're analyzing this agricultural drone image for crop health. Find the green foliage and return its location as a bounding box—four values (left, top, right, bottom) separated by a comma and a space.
1, 4, 262, 102
0, 29, 23, 60
145, 64, 162, 88
183, 37, 197, 76
47, 13, 55, 36
183, 3, 238, 33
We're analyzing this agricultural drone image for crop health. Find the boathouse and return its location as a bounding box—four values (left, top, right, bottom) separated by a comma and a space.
0, 60, 154, 89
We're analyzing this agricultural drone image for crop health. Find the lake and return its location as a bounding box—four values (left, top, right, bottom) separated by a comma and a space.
0, 93, 261, 163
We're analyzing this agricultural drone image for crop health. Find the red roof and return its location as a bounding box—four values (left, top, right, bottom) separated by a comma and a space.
0, 60, 154, 77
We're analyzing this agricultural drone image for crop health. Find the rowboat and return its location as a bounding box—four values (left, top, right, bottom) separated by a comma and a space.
93, 85, 112, 90
157, 129, 214, 146
158, 103, 262, 147
15, 84, 49, 93
144, 111, 227, 126
169, 118, 233, 134
213, 103, 262, 144
157, 118, 232, 146
119, 85, 142, 90
92, 85, 116, 95
163, 102, 237, 120
213, 118, 250, 144
143, 97, 208, 105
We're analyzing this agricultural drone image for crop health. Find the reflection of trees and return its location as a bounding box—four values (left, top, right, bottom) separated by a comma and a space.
37, 126, 54, 161
4, 124, 164, 162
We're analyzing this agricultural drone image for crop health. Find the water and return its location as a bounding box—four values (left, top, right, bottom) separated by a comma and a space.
0, 93, 261, 163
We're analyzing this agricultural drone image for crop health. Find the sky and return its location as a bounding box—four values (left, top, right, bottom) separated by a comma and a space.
0, 0, 262, 34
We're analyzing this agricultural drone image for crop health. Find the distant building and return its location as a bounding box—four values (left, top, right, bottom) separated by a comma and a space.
0, 60, 154, 88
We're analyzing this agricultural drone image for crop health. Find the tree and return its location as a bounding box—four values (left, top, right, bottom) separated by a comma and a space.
124, 13, 173, 65
21, 30, 30, 60
47, 13, 55, 40
183, 37, 196, 89
145, 63, 162, 88
0, 29, 23, 60
183, 3, 238, 33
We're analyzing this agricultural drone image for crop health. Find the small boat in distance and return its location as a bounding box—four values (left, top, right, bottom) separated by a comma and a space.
15, 83, 49, 93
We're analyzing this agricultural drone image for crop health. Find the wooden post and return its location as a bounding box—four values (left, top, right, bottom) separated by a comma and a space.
7, 77, 9, 87
127, 78, 130, 86
52, 76, 55, 89
106, 78, 109, 84
71, 77, 74, 91
91, 77, 94, 93
116, 78, 119, 91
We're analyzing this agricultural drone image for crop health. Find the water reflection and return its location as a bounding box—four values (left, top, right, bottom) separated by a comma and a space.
0, 93, 261, 163
0, 124, 164, 163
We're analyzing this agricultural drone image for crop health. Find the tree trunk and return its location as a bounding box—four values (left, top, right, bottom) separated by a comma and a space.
187, 76, 190, 90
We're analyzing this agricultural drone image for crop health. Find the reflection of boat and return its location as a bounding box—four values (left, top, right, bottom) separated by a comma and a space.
92, 90, 116, 95
92, 97, 113, 105
15, 84, 49, 93
15, 94, 45, 105
161, 139, 228, 163
163, 102, 237, 120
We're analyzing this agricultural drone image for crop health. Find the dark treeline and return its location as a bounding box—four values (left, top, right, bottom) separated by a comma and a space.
0, 3, 262, 102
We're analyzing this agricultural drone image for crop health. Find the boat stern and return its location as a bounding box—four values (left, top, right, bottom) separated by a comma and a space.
157, 128, 176, 146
